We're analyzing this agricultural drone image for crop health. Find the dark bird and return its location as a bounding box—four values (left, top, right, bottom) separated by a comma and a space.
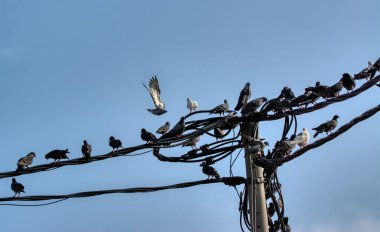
160, 117, 186, 140
210, 99, 229, 116
11, 178, 25, 198
81, 140, 92, 160
200, 144, 210, 154
312, 115, 339, 138
268, 202, 275, 217
290, 90, 320, 109
182, 136, 200, 149
305, 81, 330, 99
141, 128, 157, 143
17, 152, 36, 171
234, 82, 251, 111
260, 98, 291, 114
156, 122, 170, 135
354, 58, 380, 80
45, 149, 69, 163
200, 162, 220, 179
340, 73, 356, 93
142, 76, 167, 115
326, 80, 343, 98
109, 136, 123, 151
241, 97, 268, 114
273, 139, 298, 156
214, 128, 226, 140
278, 86, 295, 100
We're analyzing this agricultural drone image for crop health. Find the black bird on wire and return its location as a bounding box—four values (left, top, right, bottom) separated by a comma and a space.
142, 76, 167, 115
16, 152, 36, 171
156, 122, 170, 135
278, 86, 295, 100
109, 136, 123, 152
340, 73, 356, 93
354, 58, 380, 80
141, 128, 157, 143
11, 178, 25, 198
159, 117, 186, 140
241, 97, 267, 114
200, 162, 220, 179
261, 98, 291, 114
290, 90, 319, 109
234, 82, 251, 111
312, 115, 339, 138
210, 99, 229, 116
326, 80, 344, 98
45, 149, 70, 163
81, 140, 92, 160
305, 81, 330, 99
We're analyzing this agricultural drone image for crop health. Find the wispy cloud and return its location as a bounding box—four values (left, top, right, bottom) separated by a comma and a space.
297, 216, 380, 232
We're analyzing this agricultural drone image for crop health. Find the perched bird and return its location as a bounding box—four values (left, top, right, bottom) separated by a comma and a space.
210, 99, 229, 116
200, 144, 210, 154
141, 128, 157, 143
305, 81, 330, 99
234, 82, 251, 111
81, 140, 92, 160
274, 139, 298, 155
187, 98, 198, 113
214, 128, 226, 140
11, 178, 25, 198
241, 97, 268, 114
182, 136, 200, 149
247, 139, 269, 155
354, 58, 380, 80
326, 80, 343, 98
278, 86, 295, 100
290, 91, 319, 109
156, 122, 170, 135
268, 202, 275, 217
340, 73, 356, 93
200, 162, 220, 179
312, 115, 339, 138
109, 136, 123, 151
160, 117, 186, 140
260, 98, 291, 114
294, 128, 310, 148
45, 149, 69, 163
16, 152, 36, 171
142, 76, 167, 115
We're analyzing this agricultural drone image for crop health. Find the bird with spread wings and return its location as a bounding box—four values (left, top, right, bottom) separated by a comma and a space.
143, 76, 167, 115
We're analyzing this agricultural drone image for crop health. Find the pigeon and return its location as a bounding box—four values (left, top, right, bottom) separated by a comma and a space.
214, 128, 226, 140
182, 136, 200, 149
283, 217, 291, 232
45, 149, 70, 163
326, 80, 343, 98
156, 122, 170, 135
274, 139, 298, 155
312, 115, 339, 138
200, 144, 210, 154
200, 162, 220, 179
141, 128, 157, 143
81, 140, 92, 160
17, 152, 36, 171
11, 178, 25, 198
340, 73, 356, 93
290, 90, 320, 109
241, 97, 268, 114
294, 128, 309, 148
160, 117, 186, 140
246, 139, 269, 155
187, 98, 198, 113
305, 81, 330, 99
109, 136, 123, 151
260, 98, 291, 114
210, 99, 229, 116
234, 82, 251, 111
142, 76, 167, 115
268, 202, 275, 217
354, 58, 380, 80
278, 86, 295, 100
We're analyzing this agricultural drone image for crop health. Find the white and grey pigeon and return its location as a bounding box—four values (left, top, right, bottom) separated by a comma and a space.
294, 128, 310, 148
187, 98, 198, 113
142, 76, 167, 115
17, 152, 36, 171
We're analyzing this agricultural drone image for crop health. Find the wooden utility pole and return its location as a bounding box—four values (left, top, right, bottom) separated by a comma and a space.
242, 121, 269, 232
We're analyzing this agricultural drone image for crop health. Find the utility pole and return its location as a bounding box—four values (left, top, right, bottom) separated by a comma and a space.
242, 121, 269, 232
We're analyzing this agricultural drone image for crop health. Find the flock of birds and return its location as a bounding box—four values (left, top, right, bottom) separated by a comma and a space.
6, 57, 380, 198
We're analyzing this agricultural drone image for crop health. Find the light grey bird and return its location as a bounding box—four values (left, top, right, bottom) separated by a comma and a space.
187, 98, 198, 113
11, 178, 25, 198
241, 97, 267, 114
312, 115, 339, 138
182, 136, 200, 149
156, 122, 170, 135
234, 82, 251, 111
81, 140, 92, 160
17, 152, 36, 171
242, 136, 269, 155
294, 128, 310, 148
142, 76, 167, 115
210, 99, 229, 116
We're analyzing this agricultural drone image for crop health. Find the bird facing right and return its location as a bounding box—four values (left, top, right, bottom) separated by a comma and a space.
312, 115, 339, 138
294, 128, 310, 148
17, 152, 36, 171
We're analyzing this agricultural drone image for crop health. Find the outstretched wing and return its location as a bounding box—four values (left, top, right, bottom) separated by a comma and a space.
143, 76, 164, 109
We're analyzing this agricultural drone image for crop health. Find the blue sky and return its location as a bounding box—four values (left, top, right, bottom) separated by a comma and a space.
0, 0, 379, 231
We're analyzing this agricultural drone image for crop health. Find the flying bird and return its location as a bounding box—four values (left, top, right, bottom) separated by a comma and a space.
156, 122, 170, 135
200, 162, 220, 179
160, 117, 186, 140
11, 178, 25, 198
241, 97, 268, 114
294, 128, 310, 148
81, 140, 92, 160
234, 82, 251, 111
141, 128, 157, 143
312, 115, 339, 138
109, 136, 123, 152
210, 99, 229, 116
182, 136, 200, 149
187, 98, 198, 113
142, 76, 167, 115
278, 86, 295, 100
45, 149, 69, 163
16, 152, 36, 171
340, 73, 356, 93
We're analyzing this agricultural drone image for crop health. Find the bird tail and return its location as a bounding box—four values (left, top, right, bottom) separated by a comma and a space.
313, 132, 319, 138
